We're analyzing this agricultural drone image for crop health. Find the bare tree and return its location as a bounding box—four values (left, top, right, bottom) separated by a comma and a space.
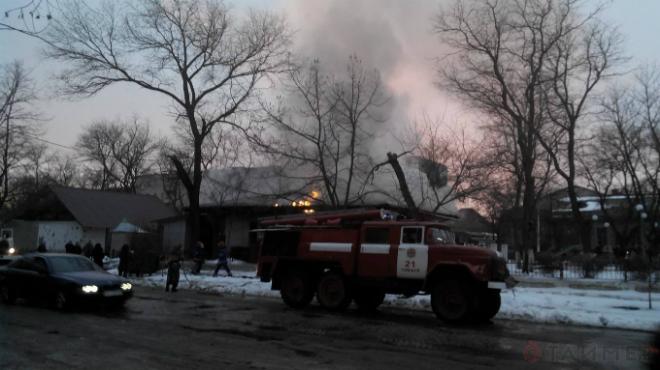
41, 0, 290, 247
586, 66, 660, 257
1, 0, 53, 35
414, 120, 492, 212
0, 61, 41, 212
257, 56, 387, 207
535, 7, 625, 252
366, 118, 492, 219
77, 118, 160, 192
23, 142, 48, 188
46, 152, 80, 187
435, 0, 586, 268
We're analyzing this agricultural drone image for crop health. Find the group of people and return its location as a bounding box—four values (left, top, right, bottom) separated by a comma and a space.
36, 241, 107, 268
164, 236, 233, 293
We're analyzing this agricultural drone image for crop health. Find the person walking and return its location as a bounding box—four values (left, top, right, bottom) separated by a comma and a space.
192, 241, 205, 275
165, 247, 182, 292
92, 243, 104, 268
118, 244, 132, 278
213, 238, 232, 277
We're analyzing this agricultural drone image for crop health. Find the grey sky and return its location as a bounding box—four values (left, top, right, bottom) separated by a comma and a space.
0, 0, 658, 151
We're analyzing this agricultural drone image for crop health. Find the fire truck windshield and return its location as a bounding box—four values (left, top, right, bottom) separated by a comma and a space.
428, 227, 455, 245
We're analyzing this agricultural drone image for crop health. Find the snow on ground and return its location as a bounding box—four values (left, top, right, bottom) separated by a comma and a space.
125, 263, 660, 332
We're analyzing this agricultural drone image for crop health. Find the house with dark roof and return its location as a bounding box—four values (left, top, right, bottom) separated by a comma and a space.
8, 186, 177, 255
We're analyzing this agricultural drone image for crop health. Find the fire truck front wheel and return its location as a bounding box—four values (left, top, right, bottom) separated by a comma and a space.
430, 279, 474, 323
473, 289, 501, 322
316, 272, 352, 311
280, 273, 315, 309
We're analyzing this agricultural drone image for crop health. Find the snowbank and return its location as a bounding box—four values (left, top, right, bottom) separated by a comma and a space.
127, 268, 660, 332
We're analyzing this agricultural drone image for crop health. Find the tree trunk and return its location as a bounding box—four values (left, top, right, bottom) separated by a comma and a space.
566, 183, 591, 253
521, 158, 536, 273
386, 152, 417, 218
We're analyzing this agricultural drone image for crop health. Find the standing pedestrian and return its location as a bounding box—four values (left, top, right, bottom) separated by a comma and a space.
213, 238, 232, 277
37, 242, 47, 253
65, 241, 74, 254
166, 246, 182, 292
118, 244, 132, 278
83, 241, 93, 258
92, 243, 104, 268
192, 241, 205, 275
73, 242, 82, 255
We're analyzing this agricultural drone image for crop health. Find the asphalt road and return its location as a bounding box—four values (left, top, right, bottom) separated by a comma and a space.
0, 286, 655, 370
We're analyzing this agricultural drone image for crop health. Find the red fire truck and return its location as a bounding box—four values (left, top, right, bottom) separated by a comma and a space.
255, 208, 512, 323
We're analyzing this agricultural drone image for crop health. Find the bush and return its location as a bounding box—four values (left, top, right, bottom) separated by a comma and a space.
622, 254, 653, 281
536, 251, 561, 273
569, 253, 606, 278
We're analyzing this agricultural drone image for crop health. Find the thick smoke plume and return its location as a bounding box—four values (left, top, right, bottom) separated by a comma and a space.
282, 0, 467, 155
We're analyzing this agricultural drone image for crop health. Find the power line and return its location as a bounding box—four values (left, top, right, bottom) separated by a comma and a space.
25, 133, 76, 151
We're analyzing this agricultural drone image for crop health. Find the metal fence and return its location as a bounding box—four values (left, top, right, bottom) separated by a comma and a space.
507, 262, 659, 282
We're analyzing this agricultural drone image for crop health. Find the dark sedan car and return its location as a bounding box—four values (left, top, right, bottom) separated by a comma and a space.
0, 253, 133, 309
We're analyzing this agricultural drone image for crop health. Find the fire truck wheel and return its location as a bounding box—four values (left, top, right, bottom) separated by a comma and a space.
354, 290, 385, 311
316, 272, 352, 311
280, 273, 314, 309
431, 279, 473, 323
473, 289, 501, 322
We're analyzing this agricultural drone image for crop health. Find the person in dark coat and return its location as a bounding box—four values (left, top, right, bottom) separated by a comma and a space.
213, 238, 232, 277
118, 244, 132, 277
92, 243, 104, 268
37, 243, 47, 253
73, 242, 82, 255
83, 241, 93, 258
65, 241, 74, 254
191, 241, 205, 275
166, 246, 182, 292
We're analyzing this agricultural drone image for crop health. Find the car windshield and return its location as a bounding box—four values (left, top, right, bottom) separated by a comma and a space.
49, 256, 99, 273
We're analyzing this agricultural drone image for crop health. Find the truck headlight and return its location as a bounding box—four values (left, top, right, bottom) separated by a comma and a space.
120, 283, 132, 291
81, 285, 98, 294
8, 247, 15, 255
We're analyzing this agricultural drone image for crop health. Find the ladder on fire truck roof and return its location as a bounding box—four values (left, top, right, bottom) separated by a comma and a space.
259, 208, 400, 226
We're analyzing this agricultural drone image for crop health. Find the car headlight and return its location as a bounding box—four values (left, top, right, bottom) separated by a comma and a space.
81, 285, 99, 294
120, 283, 132, 291
8, 247, 15, 255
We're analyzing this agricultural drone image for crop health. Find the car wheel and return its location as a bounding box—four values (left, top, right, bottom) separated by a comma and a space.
0, 285, 16, 304
280, 273, 314, 309
431, 279, 473, 323
53, 290, 68, 311
354, 289, 386, 312
473, 289, 501, 322
316, 272, 352, 311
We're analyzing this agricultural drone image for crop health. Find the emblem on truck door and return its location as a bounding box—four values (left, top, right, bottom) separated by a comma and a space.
406, 248, 416, 258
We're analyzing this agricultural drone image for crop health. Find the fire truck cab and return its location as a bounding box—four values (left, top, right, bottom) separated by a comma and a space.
256, 209, 511, 323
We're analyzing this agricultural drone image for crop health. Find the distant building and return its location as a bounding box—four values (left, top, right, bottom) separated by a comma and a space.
498, 186, 650, 257
451, 208, 495, 246
7, 186, 177, 255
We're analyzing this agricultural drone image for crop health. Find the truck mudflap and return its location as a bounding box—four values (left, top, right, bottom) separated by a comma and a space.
487, 276, 518, 290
